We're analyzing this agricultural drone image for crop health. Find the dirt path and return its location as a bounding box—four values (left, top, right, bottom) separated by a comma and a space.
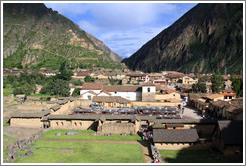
139, 141, 153, 163
37, 138, 139, 144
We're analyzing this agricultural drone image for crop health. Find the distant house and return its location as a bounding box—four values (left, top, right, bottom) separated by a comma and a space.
204, 94, 224, 102
80, 83, 103, 95
182, 76, 198, 85
212, 120, 243, 156
156, 89, 181, 102
16, 94, 27, 102
73, 71, 92, 79
81, 91, 98, 100
102, 85, 142, 101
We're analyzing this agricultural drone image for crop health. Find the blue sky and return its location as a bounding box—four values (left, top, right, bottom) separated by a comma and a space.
45, 3, 197, 58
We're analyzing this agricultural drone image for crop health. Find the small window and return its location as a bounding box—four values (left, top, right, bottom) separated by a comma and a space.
173, 94, 175, 96
115, 92, 117, 94
61, 122, 64, 126
147, 88, 150, 92
74, 122, 77, 126
56, 122, 59, 126
79, 122, 82, 126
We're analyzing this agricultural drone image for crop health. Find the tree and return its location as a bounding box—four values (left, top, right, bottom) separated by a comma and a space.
72, 88, 81, 97
192, 78, 207, 93
72, 80, 84, 86
40, 79, 70, 97
231, 76, 243, 97
57, 61, 74, 81
14, 83, 35, 95
211, 71, 224, 93
84, 75, 95, 83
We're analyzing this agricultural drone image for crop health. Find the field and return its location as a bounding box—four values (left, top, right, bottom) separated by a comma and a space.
159, 149, 238, 163
11, 129, 144, 163
40, 129, 141, 141
15, 141, 144, 163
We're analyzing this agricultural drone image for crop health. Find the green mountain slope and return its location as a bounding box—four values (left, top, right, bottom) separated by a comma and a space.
3, 3, 123, 70
123, 3, 243, 74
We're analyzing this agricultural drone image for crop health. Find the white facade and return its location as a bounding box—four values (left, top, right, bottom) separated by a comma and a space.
70, 88, 75, 95
97, 92, 112, 96
109, 91, 141, 101
81, 92, 97, 100
142, 86, 156, 93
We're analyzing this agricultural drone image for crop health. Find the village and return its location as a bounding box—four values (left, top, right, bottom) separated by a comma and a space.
2, 66, 243, 163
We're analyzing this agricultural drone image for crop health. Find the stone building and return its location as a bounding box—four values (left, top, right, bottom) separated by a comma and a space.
141, 82, 156, 102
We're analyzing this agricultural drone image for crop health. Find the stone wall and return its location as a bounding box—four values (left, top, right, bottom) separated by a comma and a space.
155, 142, 211, 150
142, 92, 156, 102
50, 120, 96, 130
99, 122, 135, 134
10, 118, 42, 128
51, 100, 77, 115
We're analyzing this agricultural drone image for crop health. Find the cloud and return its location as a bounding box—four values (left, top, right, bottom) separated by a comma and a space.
97, 26, 167, 58
44, 3, 197, 58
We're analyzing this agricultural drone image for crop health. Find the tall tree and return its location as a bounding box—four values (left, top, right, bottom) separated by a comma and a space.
57, 61, 74, 81
211, 71, 224, 93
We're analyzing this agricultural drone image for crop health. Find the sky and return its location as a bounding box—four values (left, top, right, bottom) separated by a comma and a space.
45, 3, 197, 58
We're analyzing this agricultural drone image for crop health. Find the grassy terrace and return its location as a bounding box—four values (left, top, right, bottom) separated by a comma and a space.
40, 129, 141, 141
160, 150, 236, 163
3, 87, 14, 96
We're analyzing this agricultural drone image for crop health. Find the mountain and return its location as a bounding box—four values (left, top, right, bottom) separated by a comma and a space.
123, 3, 243, 74
3, 3, 123, 70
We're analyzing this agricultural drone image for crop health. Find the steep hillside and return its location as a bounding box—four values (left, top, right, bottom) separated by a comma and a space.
123, 3, 243, 74
3, 3, 123, 70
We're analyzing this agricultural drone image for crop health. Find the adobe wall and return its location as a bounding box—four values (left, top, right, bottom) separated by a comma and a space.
10, 118, 42, 128
49, 120, 96, 130
132, 101, 183, 107
76, 99, 92, 107
142, 92, 156, 102
155, 143, 211, 150
52, 100, 77, 115
155, 94, 181, 100
99, 122, 135, 134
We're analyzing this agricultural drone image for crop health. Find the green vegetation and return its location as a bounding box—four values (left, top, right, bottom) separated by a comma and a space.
15, 141, 144, 163
192, 78, 207, 93
3, 3, 125, 71
3, 87, 14, 96
231, 76, 243, 97
211, 71, 224, 93
3, 135, 18, 159
160, 150, 235, 163
71, 88, 81, 97
108, 77, 122, 85
3, 122, 10, 126
40, 129, 141, 141
72, 80, 84, 86
84, 75, 95, 83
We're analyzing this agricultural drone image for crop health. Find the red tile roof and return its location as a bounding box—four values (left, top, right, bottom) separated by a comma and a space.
82, 83, 103, 90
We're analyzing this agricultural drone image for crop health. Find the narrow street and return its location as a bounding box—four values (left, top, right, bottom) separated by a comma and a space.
182, 106, 203, 119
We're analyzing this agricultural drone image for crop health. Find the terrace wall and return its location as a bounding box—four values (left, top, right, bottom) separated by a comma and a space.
49, 120, 96, 130
99, 122, 135, 134
155, 142, 211, 150
10, 118, 42, 128
52, 100, 77, 115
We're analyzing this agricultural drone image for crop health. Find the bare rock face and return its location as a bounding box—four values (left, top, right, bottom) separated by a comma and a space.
123, 3, 243, 74
65, 131, 77, 135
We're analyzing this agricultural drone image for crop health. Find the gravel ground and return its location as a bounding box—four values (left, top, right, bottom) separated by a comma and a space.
3, 126, 43, 140
182, 106, 203, 119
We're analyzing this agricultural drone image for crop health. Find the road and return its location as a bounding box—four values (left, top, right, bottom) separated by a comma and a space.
182, 106, 203, 119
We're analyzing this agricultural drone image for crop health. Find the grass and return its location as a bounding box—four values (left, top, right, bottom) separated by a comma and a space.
40, 129, 141, 141
3, 87, 14, 96
15, 141, 144, 163
160, 150, 235, 163
3, 135, 18, 159
3, 122, 10, 126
